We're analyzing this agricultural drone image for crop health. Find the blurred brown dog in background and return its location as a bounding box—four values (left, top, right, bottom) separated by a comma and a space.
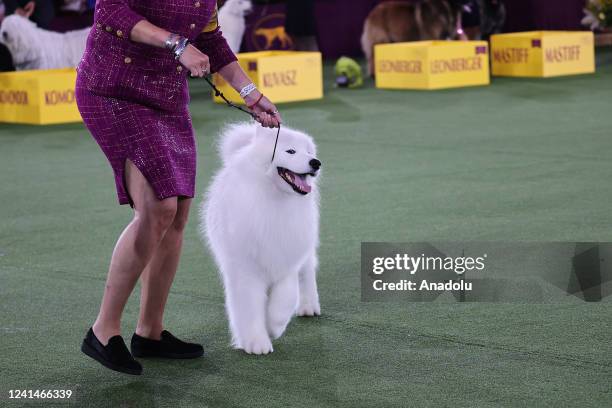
361, 0, 463, 76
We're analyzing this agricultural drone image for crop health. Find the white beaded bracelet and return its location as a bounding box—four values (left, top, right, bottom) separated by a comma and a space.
239, 83, 257, 99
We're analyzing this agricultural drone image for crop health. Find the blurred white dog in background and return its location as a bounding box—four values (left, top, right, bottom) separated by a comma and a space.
201, 122, 321, 355
218, 0, 252, 53
0, 14, 89, 70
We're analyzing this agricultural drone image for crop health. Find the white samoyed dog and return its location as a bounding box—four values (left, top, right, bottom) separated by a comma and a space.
200, 122, 321, 355
218, 0, 252, 53
0, 14, 90, 70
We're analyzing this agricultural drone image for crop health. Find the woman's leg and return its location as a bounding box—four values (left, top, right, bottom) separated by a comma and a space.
92, 159, 178, 345
135, 198, 192, 339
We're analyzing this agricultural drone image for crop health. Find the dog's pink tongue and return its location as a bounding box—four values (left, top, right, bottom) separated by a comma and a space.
294, 174, 312, 193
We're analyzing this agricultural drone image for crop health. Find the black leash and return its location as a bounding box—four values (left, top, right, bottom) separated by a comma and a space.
204, 75, 280, 162
204, 75, 256, 119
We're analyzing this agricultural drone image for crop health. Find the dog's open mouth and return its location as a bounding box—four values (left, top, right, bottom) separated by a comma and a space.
277, 167, 314, 195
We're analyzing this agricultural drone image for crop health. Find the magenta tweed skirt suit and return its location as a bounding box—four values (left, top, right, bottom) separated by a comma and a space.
75, 0, 236, 205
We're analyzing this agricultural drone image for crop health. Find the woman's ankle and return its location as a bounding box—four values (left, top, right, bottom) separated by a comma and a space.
92, 321, 121, 346
135, 324, 163, 340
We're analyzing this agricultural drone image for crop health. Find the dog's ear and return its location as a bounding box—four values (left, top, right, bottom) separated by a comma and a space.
254, 124, 276, 139
16, 1, 36, 19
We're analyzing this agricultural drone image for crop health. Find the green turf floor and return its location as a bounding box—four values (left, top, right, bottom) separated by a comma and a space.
1, 49, 612, 407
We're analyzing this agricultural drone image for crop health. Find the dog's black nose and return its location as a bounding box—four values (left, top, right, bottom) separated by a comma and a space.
309, 159, 321, 171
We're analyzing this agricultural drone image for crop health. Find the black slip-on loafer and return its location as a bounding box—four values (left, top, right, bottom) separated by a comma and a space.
81, 328, 142, 375
131, 330, 204, 359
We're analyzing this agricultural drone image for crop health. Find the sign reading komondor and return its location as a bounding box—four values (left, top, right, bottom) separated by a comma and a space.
0, 68, 81, 125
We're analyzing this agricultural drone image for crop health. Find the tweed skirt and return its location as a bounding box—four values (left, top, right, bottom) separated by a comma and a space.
75, 86, 196, 206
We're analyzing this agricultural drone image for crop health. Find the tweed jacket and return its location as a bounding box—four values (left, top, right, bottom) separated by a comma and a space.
76, 0, 237, 111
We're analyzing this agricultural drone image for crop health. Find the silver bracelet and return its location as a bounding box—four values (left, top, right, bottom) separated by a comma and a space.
165, 33, 180, 51
239, 83, 257, 99
173, 37, 189, 60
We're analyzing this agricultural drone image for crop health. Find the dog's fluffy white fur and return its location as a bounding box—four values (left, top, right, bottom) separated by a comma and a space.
218, 0, 252, 53
200, 122, 321, 355
0, 14, 89, 70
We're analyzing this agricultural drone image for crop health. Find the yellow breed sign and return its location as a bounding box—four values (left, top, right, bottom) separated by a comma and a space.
0, 68, 81, 125
213, 51, 323, 104
491, 31, 595, 77
374, 41, 490, 90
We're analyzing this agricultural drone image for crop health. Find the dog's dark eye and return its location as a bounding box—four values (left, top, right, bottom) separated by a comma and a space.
285, 149, 296, 154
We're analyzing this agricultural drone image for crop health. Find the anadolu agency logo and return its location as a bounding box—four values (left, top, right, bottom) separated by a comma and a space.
361, 242, 612, 303
361, 243, 488, 303
370, 252, 486, 292
251, 14, 293, 51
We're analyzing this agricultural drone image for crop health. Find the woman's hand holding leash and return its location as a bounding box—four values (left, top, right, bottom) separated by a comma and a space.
244, 91, 281, 128
173, 39, 280, 129
216, 61, 281, 128
179, 45, 211, 78
203, 74, 282, 161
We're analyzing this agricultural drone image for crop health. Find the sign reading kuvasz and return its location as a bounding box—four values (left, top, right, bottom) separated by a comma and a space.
490, 31, 595, 77
213, 51, 323, 104
0, 68, 81, 125
361, 242, 612, 303
374, 41, 490, 90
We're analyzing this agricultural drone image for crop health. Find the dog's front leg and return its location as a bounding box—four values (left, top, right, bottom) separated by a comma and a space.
297, 253, 321, 317
223, 264, 273, 355
266, 273, 299, 339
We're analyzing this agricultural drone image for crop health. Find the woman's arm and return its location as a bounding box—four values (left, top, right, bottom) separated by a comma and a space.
192, 7, 281, 128
97, 0, 279, 127
95, 0, 211, 76
130, 20, 172, 48
133, 22, 280, 127
130, 21, 212, 78
217, 62, 282, 128
94, 0, 145, 42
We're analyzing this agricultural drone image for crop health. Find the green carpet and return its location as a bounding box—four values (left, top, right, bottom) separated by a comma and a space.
1, 49, 611, 407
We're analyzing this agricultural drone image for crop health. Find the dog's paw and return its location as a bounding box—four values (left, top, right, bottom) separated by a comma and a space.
240, 334, 273, 355
297, 298, 321, 317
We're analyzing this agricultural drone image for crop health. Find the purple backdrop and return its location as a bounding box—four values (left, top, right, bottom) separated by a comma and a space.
242, 0, 588, 59
503, 0, 585, 32
313, 0, 380, 59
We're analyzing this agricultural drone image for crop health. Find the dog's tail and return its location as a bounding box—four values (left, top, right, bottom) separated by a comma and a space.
218, 122, 255, 163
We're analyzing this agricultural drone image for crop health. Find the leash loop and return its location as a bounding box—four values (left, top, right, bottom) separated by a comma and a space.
204, 75, 281, 162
